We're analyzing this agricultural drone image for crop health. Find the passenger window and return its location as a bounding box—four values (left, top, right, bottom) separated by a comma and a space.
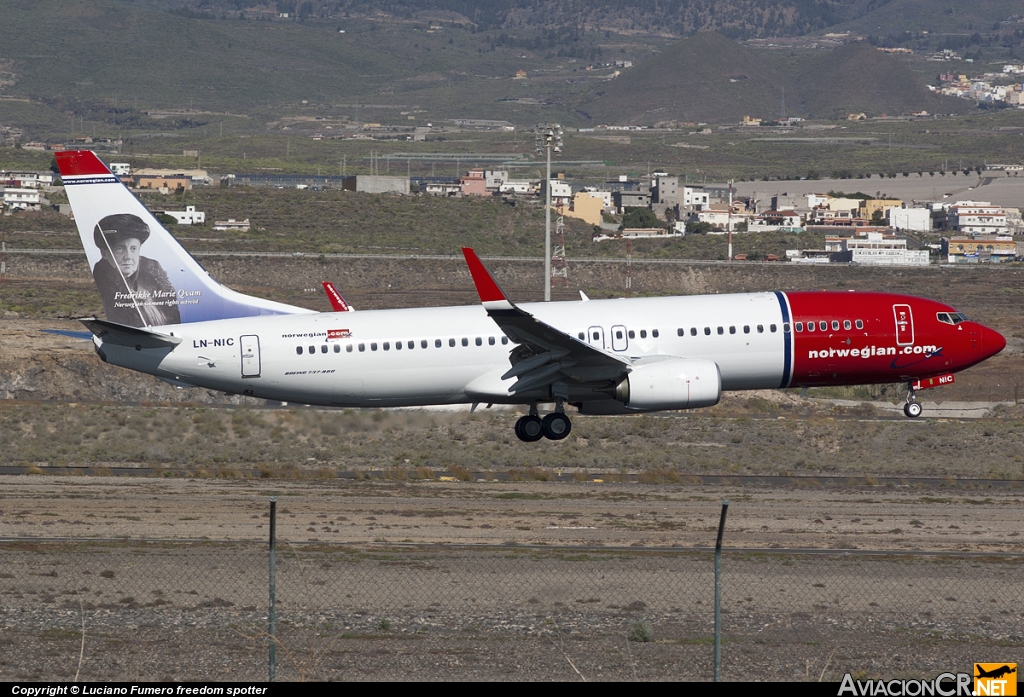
333, 344, 341, 353
383, 342, 390, 351
770, 324, 777, 333
831, 320, 839, 331
592, 331, 599, 340
704, 327, 711, 335
435, 339, 442, 348
421, 340, 427, 349
843, 320, 851, 331
346, 344, 353, 353
757, 325, 764, 333
371, 343, 378, 351
358, 343, 365, 352
717, 327, 723, 335
855, 320, 864, 330
652, 329, 659, 338
296, 346, 303, 355
408, 341, 415, 349
449, 338, 456, 347
395, 341, 402, 350
819, 321, 827, 331
462, 338, 469, 347
501, 337, 508, 345
578, 332, 585, 340
321, 345, 327, 353
618, 330, 625, 339
475, 337, 482, 346
488, 337, 495, 345
307, 345, 314, 354
783, 323, 791, 333
807, 322, 815, 332
628, 330, 635, 339
796, 322, 803, 332
690, 328, 697, 336
743, 325, 750, 334
677, 328, 684, 337
729, 326, 736, 335
640, 330, 647, 339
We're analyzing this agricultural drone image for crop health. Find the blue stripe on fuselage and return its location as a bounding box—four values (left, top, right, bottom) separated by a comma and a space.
774, 291, 792, 388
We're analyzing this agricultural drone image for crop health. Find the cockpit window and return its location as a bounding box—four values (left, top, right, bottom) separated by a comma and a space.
937, 312, 969, 325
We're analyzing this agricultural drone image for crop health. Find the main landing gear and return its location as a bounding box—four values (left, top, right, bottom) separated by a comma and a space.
903, 387, 923, 418
514, 403, 572, 442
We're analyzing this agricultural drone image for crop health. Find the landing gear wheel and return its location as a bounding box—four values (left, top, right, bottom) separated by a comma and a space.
515, 415, 544, 442
904, 401, 922, 418
542, 413, 572, 440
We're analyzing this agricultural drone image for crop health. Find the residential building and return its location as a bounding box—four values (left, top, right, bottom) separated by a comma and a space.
888, 206, 932, 232
136, 175, 192, 192
947, 201, 1007, 235
652, 175, 679, 205
160, 205, 205, 225
942, 236, 1017, 263
0, 171, 54, 188
109, 163, 131, 176
748, 210, 803, 233
613, 190, 651, 212
459, 169, 488, 196
3, 188, 43, 210
683, 186, 709, 211
561, 191, 606, 226
498, 180, 535, 195
484, 170, 509, 190
213, 218, 251, 231
540, 179, 572, 206
425, 182, 462, 197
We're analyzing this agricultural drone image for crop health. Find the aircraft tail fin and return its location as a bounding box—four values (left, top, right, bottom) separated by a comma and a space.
322, 281, 354, 312
55, 150, 314, 328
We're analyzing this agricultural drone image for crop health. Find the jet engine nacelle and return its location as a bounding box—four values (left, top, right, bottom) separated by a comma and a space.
615, 358, 722, 411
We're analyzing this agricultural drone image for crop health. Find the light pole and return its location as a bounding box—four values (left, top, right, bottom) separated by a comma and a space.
535, 124, 563, 301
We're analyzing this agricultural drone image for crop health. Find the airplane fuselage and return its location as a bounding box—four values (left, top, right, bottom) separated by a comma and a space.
94, 290, 1003, 411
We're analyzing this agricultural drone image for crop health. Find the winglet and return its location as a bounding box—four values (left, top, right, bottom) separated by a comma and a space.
322, 281, 353, 312
461, 247, 514, 311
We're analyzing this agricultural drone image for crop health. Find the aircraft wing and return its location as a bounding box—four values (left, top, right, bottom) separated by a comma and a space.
461, 248, 630, 395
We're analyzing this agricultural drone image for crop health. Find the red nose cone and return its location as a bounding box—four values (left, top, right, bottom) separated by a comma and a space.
981, 325, 1006, 359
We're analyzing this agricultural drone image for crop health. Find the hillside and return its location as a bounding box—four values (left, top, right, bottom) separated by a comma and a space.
578, 32, 970, 124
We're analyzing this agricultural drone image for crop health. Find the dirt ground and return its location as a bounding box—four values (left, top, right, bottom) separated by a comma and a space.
1, 477, 1022, 681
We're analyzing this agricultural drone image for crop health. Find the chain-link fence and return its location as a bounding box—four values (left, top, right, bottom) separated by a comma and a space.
2, 538, 1021, 681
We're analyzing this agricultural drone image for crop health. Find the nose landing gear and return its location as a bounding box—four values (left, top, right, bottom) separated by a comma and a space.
515, 403, 572, 442
904, 386, 922, 418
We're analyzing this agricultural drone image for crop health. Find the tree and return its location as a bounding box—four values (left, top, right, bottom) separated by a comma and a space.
620, 207, 661, 230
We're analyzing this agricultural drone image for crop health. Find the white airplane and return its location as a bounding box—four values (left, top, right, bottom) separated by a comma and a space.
56, 151, 1005, 442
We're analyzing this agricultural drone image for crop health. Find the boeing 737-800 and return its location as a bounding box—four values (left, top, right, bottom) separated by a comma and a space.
55, 151, 1005, 441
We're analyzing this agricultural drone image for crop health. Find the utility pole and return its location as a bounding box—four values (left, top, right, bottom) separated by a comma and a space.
535, 124, 563, 301
727, 180, 734, 262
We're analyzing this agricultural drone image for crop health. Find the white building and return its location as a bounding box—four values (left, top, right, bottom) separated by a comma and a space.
498, 180, 535, 195
887, 206, 932, 232
683, 186, 709, 210
161, 205, 205, 225
830, 232, 929, 266
109, 163, 131, 176
3, 188, 43, 210
213, 218, 250, 231
748, 210, 803, 233
947, 201, 1007, 235
1, 171, 54, 188
484, 170, 508, 190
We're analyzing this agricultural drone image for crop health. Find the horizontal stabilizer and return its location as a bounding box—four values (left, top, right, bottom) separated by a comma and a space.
80, 318, 183, 349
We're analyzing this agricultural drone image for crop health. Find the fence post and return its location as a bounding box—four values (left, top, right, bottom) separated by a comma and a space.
268, 496, 277, 682
714, 499, 729, 682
